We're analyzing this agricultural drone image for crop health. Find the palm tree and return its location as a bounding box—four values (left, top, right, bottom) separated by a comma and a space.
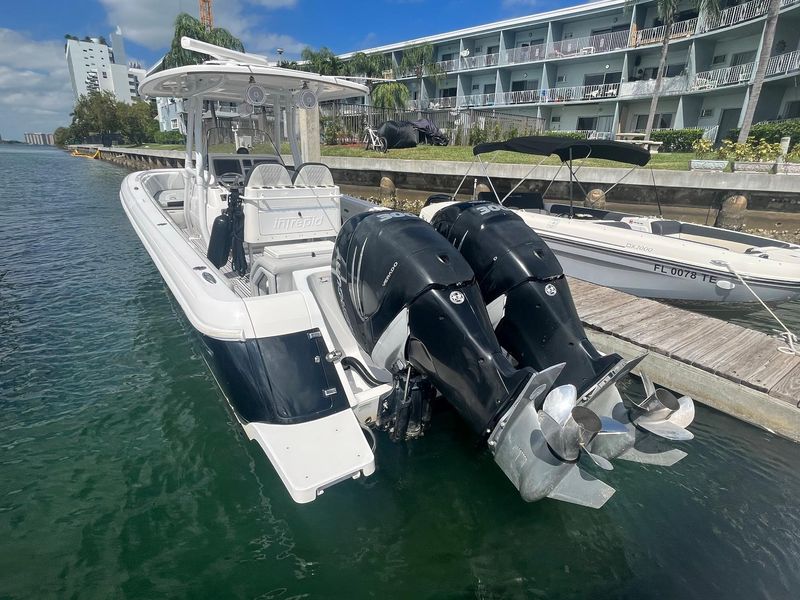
371, 82, 410, 109
641, 0, 719, 139
398, 44, 444, 110
162, 13, 244, 69
300, 47, 344, 75
737, 0, 781, 142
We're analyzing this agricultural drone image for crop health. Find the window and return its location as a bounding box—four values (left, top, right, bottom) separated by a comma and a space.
786, 101, 800, 119
487, 45, 500, 55
551, 116, 561, 123
577, 117, 598, 130
731, 51, 756, 66
556, 75, 566, 83
483, 83, 496, 94
511, 80, 527, 91
440, 87, 457, 98
700, 108, 714, 118
472, 84, 480, 91
441, 53, 455, 61
170, 119, 179, 129
635, 113, 673, 130
711, 54, 727, 65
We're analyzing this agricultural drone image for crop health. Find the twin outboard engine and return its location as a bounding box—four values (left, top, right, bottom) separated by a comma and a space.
333, 210, 629, 507
426, 201, 695, 467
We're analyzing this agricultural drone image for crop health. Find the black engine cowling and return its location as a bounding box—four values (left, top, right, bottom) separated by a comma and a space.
332, 210, 533, 435
429, 201, 620, 394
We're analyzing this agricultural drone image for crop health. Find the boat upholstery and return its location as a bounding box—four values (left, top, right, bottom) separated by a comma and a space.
247, 163, 293, 188
292, 163, 335, 187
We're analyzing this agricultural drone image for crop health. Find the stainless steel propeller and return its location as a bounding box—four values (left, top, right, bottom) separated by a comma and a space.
539, 384, 628, 471
625, 374, 695, 441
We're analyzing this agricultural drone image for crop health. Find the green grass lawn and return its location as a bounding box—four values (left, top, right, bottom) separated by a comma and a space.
322, 144, 694, 170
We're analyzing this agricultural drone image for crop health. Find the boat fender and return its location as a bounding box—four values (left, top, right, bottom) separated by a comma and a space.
207, 210, 233, 268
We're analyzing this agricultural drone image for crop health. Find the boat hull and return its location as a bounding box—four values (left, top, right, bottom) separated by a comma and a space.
544, 235, 800, 304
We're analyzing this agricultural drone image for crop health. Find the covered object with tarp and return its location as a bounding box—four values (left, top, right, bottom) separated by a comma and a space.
376, 119, 449, 149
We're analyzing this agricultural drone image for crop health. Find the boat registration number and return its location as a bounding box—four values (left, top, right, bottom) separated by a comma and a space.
652, 264, 718, 283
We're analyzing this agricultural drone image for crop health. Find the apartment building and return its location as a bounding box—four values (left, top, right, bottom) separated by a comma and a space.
65, 29, 145, 104
24, 133, 55, 145
342, 0, 800, 142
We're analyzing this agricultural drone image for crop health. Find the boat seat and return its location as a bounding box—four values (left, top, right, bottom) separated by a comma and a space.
598, 220, 632, 229
247, 163, 293, 188
502, 192, 544, 210
292, 163, 335, 187
250, 241, 335, 294
549, 204, 607, 219
650, 220, 681, 236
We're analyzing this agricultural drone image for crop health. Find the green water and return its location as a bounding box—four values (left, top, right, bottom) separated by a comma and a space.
2, 145, 799, 599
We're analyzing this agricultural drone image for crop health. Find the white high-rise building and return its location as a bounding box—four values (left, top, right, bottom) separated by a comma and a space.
65, 28, 144, 103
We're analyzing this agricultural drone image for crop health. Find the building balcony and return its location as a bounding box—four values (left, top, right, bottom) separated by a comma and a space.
698, 0, 776, 33
766, 50, 800, 77
633, 18, 697, 47
618, 75, 688, 99
462, 52, 501, 70
544, 82, 620, 102
432, 58, 459, 73
547, 30, 630, 59
460, 92, 497, 106
690, 62, 754, 90
504, 43, 547, 65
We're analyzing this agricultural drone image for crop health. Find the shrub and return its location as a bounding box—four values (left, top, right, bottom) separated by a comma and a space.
321, 116, 343, 145
753, 139, 782, 162
717, 139, 755, 161
691, 137, 714, 159
726, 119, 800, 151
541, 130, 587, 139
650, 128, 704, 152
787, 145, 800, 163
154, 129, 185, 144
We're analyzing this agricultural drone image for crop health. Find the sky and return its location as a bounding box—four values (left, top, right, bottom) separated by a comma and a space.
0, 0, 587, 140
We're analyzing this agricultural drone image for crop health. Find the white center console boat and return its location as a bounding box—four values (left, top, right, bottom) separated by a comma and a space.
121, 40, 694, 508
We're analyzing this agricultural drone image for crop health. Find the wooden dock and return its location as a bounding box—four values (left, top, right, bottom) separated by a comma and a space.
568, 278, 800, 442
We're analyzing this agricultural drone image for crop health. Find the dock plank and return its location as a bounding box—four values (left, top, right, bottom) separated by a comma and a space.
770, 365, 800, 404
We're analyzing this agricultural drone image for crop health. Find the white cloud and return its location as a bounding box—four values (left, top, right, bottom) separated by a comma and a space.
98, 0, 305, 59
502, 0, 539, 8
0, 29, 74, 140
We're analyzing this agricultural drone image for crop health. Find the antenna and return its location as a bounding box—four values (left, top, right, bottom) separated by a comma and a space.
180, 37, 272, 67
199, 0, 213, 28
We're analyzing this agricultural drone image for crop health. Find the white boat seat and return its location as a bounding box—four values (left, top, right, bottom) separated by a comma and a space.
247, 163, 293, 188
250, 241, 335, 294
293, 163, 335, 187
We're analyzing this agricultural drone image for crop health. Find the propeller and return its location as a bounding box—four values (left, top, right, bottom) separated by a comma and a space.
539, 385, 628, 471
625, 374, 695, 441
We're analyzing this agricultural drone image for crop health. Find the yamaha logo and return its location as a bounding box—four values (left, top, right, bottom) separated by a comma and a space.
545, 284, 557, 297
449, 290, 465, 304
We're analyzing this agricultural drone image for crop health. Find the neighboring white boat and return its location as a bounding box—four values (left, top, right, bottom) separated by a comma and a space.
121, 39, 693, 508
451, 137, 800, 305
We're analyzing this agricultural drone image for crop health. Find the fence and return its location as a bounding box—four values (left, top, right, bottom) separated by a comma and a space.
319, 102, 545, 146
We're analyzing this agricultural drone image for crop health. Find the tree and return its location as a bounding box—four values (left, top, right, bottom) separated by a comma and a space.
398, 44, 443, 110
641, 0, 719, 139
162, 13, 245, 69
300, 47, 344, 75
738, 0, 781, 143
371, 82, 410, 109
53, 126, 73, 147
119, 100, 159, 145
70, 90, 121, 142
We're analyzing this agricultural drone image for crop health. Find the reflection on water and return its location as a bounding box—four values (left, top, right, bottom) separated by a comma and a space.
1, 146, 799, 599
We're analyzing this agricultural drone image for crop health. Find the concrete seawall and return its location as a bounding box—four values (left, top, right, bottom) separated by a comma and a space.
86, 146, 800, 212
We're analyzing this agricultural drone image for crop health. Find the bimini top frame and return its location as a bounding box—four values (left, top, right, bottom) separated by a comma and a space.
451, 135, 657, 217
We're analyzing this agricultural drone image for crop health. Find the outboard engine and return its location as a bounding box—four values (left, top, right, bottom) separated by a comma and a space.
429, 201, 620, 394
427, 201, 695, 465
333, 210, 626, 507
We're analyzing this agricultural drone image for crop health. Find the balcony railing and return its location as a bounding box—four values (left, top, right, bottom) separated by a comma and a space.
462, 52, 501, 70
690, 62, 754, 90
634, 18, 698, 46
543, 82, 620, 102
619, 75, 688, 98
766, 50, 800, 76
699, 0, 768, 32
547, 30, 630, 58
433, 58, 459, 73
505, 43, 547, 65
461, 92, 497, 106
498, 89, 543, 105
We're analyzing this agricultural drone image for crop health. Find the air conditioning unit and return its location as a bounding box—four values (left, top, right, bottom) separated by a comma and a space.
293, 89, 318, 110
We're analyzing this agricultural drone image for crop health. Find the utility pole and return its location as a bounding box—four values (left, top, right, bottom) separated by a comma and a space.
199, 0, 213, 28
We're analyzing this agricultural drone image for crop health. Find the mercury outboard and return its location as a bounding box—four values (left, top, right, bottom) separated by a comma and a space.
333, 210, 627, 507
425, 201, 695, 466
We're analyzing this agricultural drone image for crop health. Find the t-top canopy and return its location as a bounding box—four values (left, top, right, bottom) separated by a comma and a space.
473, 136, 651, 166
